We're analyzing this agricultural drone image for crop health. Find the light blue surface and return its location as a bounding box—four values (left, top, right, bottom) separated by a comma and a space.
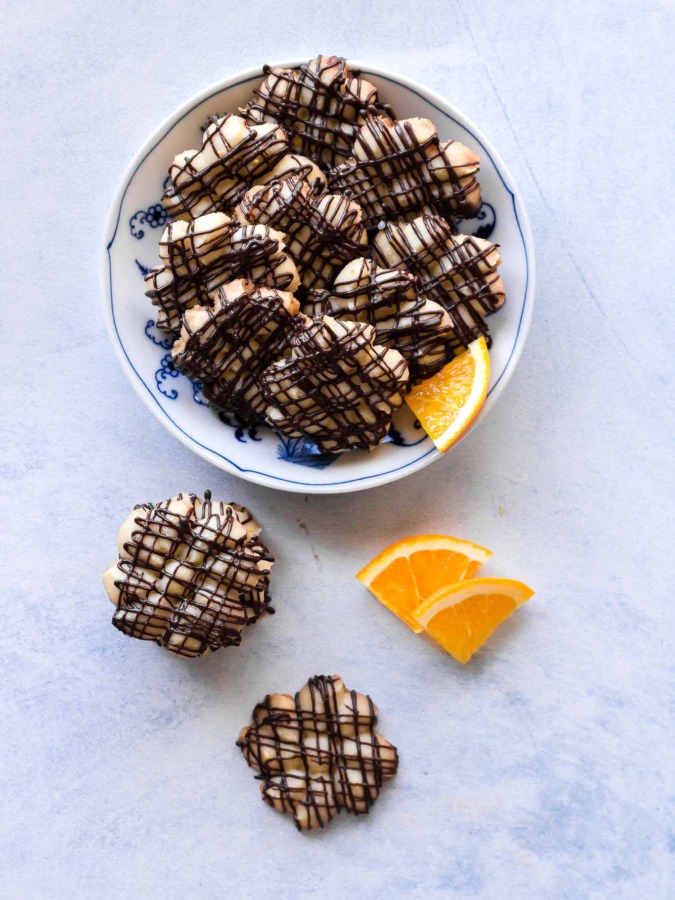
0, 1, 673, 898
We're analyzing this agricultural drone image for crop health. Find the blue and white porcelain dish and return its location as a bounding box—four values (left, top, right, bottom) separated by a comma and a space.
102, 61, 535, 494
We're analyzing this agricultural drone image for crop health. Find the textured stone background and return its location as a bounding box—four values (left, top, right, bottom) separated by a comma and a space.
1, 1, 673, 898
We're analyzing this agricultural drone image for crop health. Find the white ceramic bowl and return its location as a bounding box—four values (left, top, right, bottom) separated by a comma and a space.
103, 61, 535, 494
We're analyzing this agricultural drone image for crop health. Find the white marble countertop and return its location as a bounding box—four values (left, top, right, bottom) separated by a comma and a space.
1, 1, 673, 898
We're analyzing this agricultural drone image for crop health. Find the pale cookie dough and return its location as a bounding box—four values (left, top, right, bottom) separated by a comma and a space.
255, 152, 327, 193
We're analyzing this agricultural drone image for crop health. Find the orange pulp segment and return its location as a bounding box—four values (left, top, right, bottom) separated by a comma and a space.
405, 337, 490, 452
356, 535, 492, 633
413, 577, 534, 663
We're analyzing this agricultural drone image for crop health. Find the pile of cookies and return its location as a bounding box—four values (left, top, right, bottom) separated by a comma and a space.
145, 55, 506, 453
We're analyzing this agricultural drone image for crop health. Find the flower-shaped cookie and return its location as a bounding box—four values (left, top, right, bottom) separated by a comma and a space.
373, 214, 505, 349
236, 175, 368, 291
306, 258, 457, 382
172, 279, 300, 423
260, 315, 409, 453
237, 675, 398, 831
329, 115, 481, 228
162, 114, 289, 220
102, 492, 274, 659
243, 55, 385, 167
145, 213, 299, 334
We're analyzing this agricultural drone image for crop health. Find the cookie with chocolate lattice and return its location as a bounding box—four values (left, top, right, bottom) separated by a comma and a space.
237, 675, 398, 831
306, 258, 457, 382
329, 115, 481, 228
172, 279, 300, 422
162, 114, 289, 220
260, 315, 409, 453
243, 55, 386, 167
373, 214, 505, 349
236, 175, 367, 291
145, 213, 299, 334
102, 493, 274, 659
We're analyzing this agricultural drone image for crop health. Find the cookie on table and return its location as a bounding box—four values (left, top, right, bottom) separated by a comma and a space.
260, 315, 409, 453
256, 152, 327, 193
373, 213, 505, 349
172, 278, 300, 423
237, 675, 398, 831
102, 492, 274, 658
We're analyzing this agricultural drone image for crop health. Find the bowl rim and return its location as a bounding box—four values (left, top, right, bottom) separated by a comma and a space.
102, 59, 536, 494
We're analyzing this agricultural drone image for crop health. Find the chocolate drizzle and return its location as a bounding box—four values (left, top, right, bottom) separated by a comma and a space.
105, 493, 274, 659
306, 258, 458, 382
329, 115, 481, 228
162, 114, 289, 220
256, 152, 328, 194
172, 279, 300, 423
237, 675, 399, 831
140, 55, 510, 454
260, 315, 409, 453
242, 55, 388, 167
236, 174, 368, 291
373, 214, 505, 349
144, 214, 299, 334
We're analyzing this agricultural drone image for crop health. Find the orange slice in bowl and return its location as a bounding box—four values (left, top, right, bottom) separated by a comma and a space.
356, 535, 492, 632
405, 337, 490, 452
413, 578, 534, 663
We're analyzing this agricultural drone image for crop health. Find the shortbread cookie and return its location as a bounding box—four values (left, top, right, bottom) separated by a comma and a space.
329, 115, 481, 228
237, 675, 398, 831
306, 258, 457, 382
145, 213, 299, 334
102, 492, 274, 658
162, 114, 289, 220
261, 315, 409, 453
373, 214, 505, 348
172, 279, 300, 422
243, 55, 384, 167
236, 175, 367, 291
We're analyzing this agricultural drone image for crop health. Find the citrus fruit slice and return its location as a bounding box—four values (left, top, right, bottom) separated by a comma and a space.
356, 535, 492, 633
405, 337, 490, 452
413, 577, 534, 663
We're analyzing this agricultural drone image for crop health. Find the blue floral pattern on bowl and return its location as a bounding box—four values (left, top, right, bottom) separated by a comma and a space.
129, 203, 168, 240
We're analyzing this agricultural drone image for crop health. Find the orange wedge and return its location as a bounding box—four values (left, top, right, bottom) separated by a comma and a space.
406, 337, 490, 452
356, 535, 492, 633
413, 578, 534, 663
